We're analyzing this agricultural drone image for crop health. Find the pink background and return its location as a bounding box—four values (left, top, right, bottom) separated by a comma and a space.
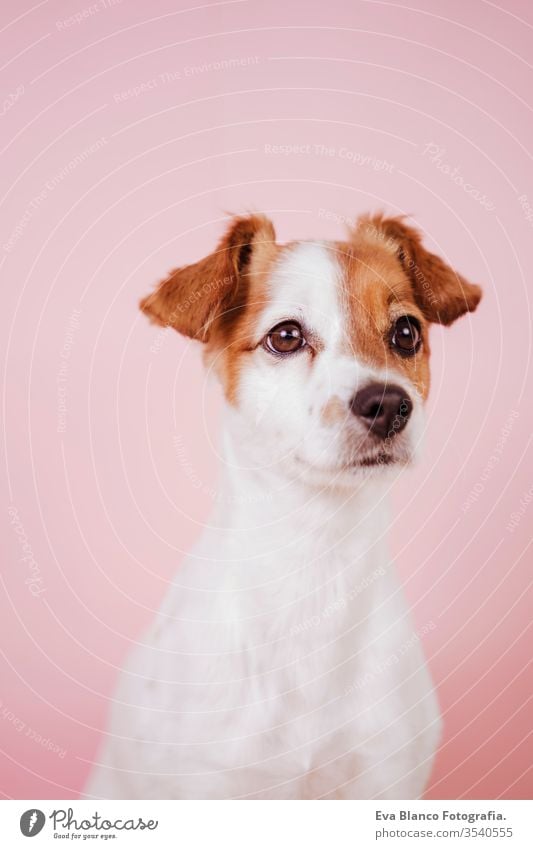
1, 0, 532, 800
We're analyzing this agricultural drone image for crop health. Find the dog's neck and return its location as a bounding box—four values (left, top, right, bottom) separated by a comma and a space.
208, 414, 393, 570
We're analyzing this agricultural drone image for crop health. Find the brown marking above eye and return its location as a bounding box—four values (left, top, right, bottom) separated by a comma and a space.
264, 321, 307, 355
331, 241, 432, 399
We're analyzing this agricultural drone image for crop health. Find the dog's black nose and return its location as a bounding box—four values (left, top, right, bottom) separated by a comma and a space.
351, 383, 412, 440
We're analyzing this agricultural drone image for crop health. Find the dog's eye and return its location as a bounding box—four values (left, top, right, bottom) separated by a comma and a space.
390, 315, 422, 356
264, 321, 306, 355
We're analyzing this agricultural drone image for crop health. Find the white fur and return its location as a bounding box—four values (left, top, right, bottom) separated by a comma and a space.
85, 243, 441, 800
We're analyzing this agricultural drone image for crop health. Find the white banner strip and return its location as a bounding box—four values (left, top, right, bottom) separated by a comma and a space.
1, 799, 531, 848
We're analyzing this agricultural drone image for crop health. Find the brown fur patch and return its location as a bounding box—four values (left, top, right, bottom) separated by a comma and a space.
332, 238, 431, 398
357, 215, 482, 325
329, 215, 483, 399
321, 396, 347, 426
205, 226, 281, 403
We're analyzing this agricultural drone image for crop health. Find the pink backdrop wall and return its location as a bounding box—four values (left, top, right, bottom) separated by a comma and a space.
1, 0, 532, 799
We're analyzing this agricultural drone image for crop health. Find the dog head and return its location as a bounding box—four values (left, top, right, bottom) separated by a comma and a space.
141, 213, 481, 487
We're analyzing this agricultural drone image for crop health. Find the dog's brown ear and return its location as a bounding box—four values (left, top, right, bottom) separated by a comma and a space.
140, 214, 276, 341
364, 215, 482, 325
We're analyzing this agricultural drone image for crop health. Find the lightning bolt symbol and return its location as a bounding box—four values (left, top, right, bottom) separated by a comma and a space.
28, 811, 37, 833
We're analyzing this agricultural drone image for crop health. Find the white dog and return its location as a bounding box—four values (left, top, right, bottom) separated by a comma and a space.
85, 213, 481, 799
